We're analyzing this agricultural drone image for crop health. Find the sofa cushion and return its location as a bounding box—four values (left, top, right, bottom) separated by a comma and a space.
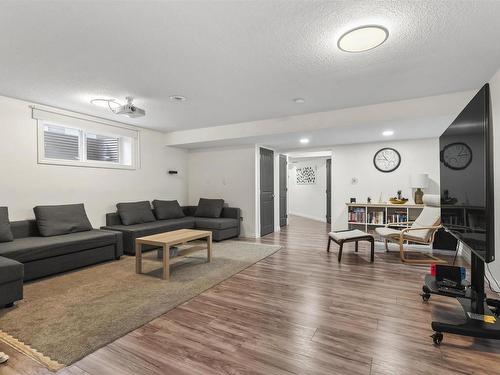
152, 200, 185, 220
34, 204, 92, 237
195, 217, 239, 230
117, 201, 156, 225
105, 217, 195, 236
0, 207, 13, 243
194, 198, 224, 218
0, 230, 117, 263
0, 256, 23, 284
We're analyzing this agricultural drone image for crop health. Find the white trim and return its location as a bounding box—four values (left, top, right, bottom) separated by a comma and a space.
31, 105, 143, 132
36, 117, 139, 170
290, 212, 327, 223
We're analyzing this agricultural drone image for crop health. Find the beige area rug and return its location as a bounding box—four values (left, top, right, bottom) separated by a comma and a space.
0, 240, 280, 369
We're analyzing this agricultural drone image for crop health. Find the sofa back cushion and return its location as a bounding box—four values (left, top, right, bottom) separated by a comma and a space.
34, 204, 93, 237
194, 198, 225, 218
117, 201, 156, 225
152, 200, 185, 220
0, 207, 14, 242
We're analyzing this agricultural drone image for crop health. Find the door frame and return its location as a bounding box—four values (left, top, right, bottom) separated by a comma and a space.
259, 147, 275, 237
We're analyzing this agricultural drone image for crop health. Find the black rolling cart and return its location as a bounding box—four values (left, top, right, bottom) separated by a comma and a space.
421, 252, 500, 345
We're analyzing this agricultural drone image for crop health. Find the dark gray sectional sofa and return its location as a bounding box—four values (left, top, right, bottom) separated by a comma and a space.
0, 220, 123, 281
102, 203, 241, 255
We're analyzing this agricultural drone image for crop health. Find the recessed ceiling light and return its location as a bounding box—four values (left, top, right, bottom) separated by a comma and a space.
170, 95, 187, 102
90, 98, 120, 109
300, 138, 310, 144
338, 25, 388, 53
293, 98, 305, 104
382, 130, 394, 136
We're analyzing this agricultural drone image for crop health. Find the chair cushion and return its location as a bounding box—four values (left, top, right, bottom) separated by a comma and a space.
34, 204, 92, 237
0, 230, 117, 263
0, 207, 13, 243
329, 229, 372, 241
410, 206, 440, 241
195, 217, 239, 230
0, 256, 23, 284
152, 200, 185, 220
194, 198, 224, 218
117, 201, 156, 225
375, 226, 429, 242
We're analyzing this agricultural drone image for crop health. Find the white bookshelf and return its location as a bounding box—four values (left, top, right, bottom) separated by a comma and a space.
346, 202, 424, 239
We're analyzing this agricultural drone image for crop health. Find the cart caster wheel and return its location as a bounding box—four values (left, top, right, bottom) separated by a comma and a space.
421, 292, 431, 302
431, 332, 443, 345
422, 285, 431, 294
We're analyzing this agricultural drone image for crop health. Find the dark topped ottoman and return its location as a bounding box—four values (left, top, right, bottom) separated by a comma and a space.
327, 229, 375, 263
0, 256, 24, 308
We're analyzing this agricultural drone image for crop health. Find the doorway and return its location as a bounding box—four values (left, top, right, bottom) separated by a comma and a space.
279, 154, 287, 227
260, 147, 274, 236
326, 158, 331, 224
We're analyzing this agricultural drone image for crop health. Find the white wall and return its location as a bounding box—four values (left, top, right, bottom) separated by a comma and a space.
489, 68, 500, 282
187, 146, 255, 237
0, 95, 188, 227
331, 138, 440, 230
288, 157, 328, 222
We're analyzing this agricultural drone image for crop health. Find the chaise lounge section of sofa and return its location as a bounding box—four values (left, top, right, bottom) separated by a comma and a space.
0, 220, 123, 281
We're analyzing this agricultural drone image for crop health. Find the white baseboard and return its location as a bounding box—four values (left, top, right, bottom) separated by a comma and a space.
289, 212, 326, 223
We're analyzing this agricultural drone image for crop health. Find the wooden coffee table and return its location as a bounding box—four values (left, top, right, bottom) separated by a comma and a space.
135, 229, 212, 280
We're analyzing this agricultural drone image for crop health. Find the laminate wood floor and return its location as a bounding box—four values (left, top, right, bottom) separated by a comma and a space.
2, 215, 500, 375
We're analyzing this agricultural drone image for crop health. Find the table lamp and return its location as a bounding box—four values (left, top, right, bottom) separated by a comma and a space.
410, 173, 429, 204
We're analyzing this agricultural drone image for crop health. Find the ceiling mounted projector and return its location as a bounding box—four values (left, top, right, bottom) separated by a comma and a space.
113, 96, 146, 118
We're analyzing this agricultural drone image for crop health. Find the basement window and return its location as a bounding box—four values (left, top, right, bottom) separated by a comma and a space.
34, 108, 138, 169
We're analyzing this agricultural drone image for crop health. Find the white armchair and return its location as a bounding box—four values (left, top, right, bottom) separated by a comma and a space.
375, 194, 447, 265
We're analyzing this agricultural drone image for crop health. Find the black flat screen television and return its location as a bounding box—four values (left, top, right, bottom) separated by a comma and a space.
439, 84, 494, 263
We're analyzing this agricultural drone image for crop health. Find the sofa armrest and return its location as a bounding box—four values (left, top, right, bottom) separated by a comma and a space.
98, 229, 123, 258
221, 207, 241, 220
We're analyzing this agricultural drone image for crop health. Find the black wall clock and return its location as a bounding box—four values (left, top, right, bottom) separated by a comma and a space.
441, 142, 472, 170
373, 148, 401, 173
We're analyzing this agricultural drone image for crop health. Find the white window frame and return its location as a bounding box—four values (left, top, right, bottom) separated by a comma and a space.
34, 108, 140, 170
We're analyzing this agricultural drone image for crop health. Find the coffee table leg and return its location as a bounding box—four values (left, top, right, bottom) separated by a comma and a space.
163, 244, 170, 280
207, 234, 212, 263
135, 240, 142, 274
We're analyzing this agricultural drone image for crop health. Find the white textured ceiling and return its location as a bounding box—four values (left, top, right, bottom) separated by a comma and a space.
1, 1, 500, 132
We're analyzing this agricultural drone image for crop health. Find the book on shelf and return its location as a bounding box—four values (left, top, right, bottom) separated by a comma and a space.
348, 208, 366, 223
367, 211, 384, 224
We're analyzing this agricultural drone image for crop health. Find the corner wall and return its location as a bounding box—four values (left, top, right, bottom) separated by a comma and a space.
0, 95, 188, 227
187, 146, 256, 237
331, 138, 440, 230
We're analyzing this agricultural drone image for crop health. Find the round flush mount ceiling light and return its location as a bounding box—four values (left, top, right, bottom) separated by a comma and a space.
382, 130, 394, 136
170, 95, 187, 102
338, 25, 388, 53
300, 138, 310, 144
293, 98, 305, 104
90, 98, 120, 110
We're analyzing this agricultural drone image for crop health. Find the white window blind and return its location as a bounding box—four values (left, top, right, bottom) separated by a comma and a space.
86, 133, 119, 162
34, 108, 139, 169
44, 125, 81, 161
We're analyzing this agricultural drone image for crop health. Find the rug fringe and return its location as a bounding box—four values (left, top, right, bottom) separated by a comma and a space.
0, 330, 64, 372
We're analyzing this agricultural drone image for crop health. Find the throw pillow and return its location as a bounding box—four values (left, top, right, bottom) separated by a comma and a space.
0, 207, 14, 242
194, 198, 224, 218
152, 200, 185, 220
34, 204, 93, 237
117, 201, 156, 225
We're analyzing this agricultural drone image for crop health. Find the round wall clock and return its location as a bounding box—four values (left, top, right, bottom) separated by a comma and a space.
373, 148, 401, 173
441, 142, 472, 170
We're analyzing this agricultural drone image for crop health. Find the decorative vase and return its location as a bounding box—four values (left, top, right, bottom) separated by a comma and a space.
414, 188, 424, 204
